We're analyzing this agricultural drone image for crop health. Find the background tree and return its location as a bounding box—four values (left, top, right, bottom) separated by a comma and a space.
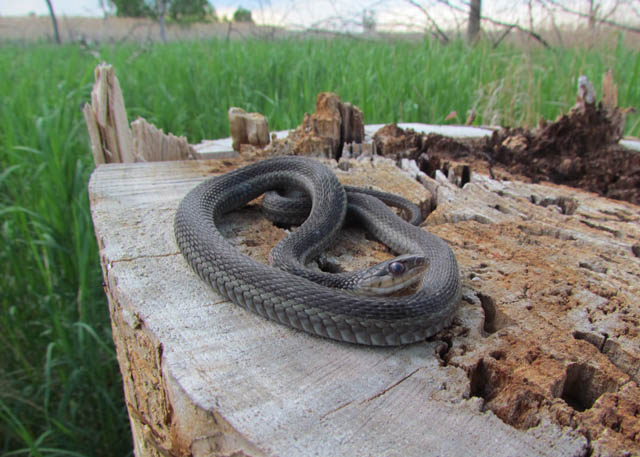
156, 0, 168, 43
540, 0, 640, 34
110, 0, 152, 17
109, 0, 214, 42
233, 6, 253, 23
363, 9, 377, 33
467, 0, 481, 42
110, 0, 213, 21
421, 0, 551, 47
169, 0, 216, 22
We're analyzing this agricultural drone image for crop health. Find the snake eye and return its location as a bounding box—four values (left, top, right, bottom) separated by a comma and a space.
388, 261, 406, 276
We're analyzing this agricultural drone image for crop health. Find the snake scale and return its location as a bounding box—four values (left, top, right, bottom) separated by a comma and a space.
174, 156, 461, 346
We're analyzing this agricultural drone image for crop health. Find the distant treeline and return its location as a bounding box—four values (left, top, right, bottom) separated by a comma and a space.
110, 0, 253, 23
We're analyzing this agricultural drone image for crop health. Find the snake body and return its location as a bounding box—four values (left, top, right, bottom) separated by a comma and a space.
174, 156, 461, 346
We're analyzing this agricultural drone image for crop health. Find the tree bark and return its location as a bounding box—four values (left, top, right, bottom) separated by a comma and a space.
588, 0, 597, 31
156, 0, 168, 43
44, 0, 61, 44
440, 0, 550, 48
467, 0, 481, 43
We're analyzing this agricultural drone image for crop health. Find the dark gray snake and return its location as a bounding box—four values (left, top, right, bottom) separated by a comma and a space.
174, 156, 461, 346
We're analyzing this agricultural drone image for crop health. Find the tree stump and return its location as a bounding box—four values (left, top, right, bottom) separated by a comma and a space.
87, 148, 640, 456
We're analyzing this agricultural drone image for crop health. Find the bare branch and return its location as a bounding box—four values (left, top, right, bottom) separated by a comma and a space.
543, 0, 640, 33
536, 0, 564, 46
436, 0, 551, 47
405, 0, 450, 43
434, 0, 468, 14
602, 1, 620, 21
486, 15, 551, 47
491, 25, 514, 48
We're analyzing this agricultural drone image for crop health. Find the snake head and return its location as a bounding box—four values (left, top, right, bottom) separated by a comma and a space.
353, 254, 430, 296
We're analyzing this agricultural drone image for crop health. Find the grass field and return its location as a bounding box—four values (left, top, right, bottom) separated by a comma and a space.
1, 35, 639, 456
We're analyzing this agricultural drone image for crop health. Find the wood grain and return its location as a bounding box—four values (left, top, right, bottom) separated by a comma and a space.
89, 158, 591, 457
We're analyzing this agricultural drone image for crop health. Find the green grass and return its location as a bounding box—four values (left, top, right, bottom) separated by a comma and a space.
1, 36, 638, 456
0, 45, 129, 457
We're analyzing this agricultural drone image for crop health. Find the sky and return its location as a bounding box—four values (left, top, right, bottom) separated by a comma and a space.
0, 0, 104, 16
0, 0, 384, 18
0, 0, 608, 31
0, 0, 454, 31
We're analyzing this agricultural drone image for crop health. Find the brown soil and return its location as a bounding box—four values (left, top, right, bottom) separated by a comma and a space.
373, 103, 640, 206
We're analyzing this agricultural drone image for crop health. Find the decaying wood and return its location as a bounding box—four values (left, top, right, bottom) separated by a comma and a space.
89, 152, 640, 456
600, 70, 627, 142
131, 117, 194, 162
372, 123, 474, 186
83, 63, 135, 164
267, 92, 364, 159
477, 72, 639, 204
372, 73, 639, 206
601, 70, 617, 111
228, 107, 270, 152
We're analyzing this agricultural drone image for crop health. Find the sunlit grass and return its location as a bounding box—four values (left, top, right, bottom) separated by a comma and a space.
94, 36, 639, 138
0, 36, 638, 456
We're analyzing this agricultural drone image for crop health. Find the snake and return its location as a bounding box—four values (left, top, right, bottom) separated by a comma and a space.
174, 156, 461, 346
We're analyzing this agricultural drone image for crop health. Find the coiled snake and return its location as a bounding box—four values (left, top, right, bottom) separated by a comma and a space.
174, 156, 461, 346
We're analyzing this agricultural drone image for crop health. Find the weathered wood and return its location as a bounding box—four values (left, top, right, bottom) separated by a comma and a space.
191, 124, 495, 160
228, 107, 270, 152
83, 63, 136, 164
267, 92, 365, 159
85, 154, 640, 457
131, 117, 195, 162
83, 64, 196, 165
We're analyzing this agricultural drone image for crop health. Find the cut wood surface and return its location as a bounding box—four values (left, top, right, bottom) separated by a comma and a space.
87, 155, 640, 457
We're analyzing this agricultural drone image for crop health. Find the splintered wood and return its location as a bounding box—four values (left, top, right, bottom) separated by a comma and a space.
267, 92, 365, 159
131, 118, 193, 162
83, 63, 194, 164
83, 63, 135, 164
